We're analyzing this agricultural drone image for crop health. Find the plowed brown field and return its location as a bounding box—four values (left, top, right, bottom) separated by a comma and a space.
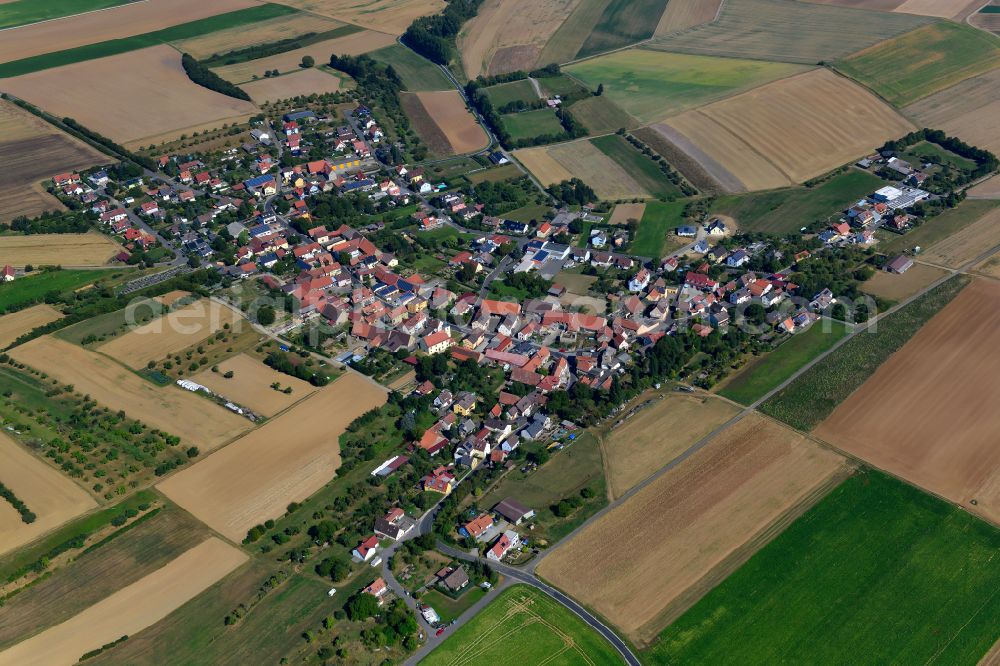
537, 414, 846, 645
815, 279, 1000, 525
157, 373, 386, 541
413, 91, 489, 155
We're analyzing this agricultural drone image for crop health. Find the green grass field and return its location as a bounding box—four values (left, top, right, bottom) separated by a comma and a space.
0, 4, 297, 77
0, 0, 131, 30
480, 432, 607, 543
421, 587, 487, 624
576, 0, 668, 58
719, 320, 849, 405
566, 49, 807, 123
567, 95, 639, 134
647, 471, 1000, 665
369, 44, 452, 91
836, 22, 1000, 107
630, 200, 686, 257
0, 269, 118, 312
761, 275, 969, 431
502, 109, 564, 141
901, 141, 978, 172
537, 0, 611, 66
879, 200, 1000, 254
423, 584, 624, 665
713, 169, 884, 235
505, 203, 553, 223
536, 74, 589, 98
591, 134, 683, 199
483, 79, 538, 107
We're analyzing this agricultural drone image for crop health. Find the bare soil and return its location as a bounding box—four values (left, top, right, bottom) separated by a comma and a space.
815, 279, 1000, 525
157, 373, 387, 541
414, 91, 489, 155
608, 203, 645, 226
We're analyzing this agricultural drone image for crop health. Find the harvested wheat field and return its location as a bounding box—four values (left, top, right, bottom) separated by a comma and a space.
904, 68, 1000, 155
537, 414, 847, 645
0, 304, 62, 349
191, 353, 315, 416
270, 0, 444, 34
815, 279, 1000, 524
0, 101, 108, 222
608, 203, 646, 226
10, 336, 251, 451
3, 46, 258, 149
240, 68, 347, 103
96, 298, 243, 369
662, 69, 914, 191
212, 31, 395, 83
920, 206, 1000, 268
0, 0, 258, 65
0, 232, 120, 267
894, 0, 981, 18
513, 146, 573, 184
458, 0, 580, 78
0, 538, 247, 666
153, 290, 191, 306
801, 0, 903, 9
969, 174, 1000, 200
975, 254, 1000, 279
654, 0, 723, 34
158, 373, 387, 541
0, 433, 96, 558
413, 91, 489, 155
603, 394, 739, 498
860, 262, 948, 302
170, 13, 348, 60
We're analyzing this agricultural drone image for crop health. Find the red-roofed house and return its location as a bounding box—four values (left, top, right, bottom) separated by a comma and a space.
352, 535, 379, 561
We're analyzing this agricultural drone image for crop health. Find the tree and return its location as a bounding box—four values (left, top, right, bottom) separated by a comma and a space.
346, 592, 381, 621
595, 83, 604, 96
257, 305, 276, 326
301, 55, 315, 68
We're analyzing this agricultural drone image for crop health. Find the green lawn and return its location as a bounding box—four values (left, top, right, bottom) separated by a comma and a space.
630, 200, 685, 257
576, 0, 668, 58
836, 21, 1000, 107
0, 4, 297, 77
566, 49, 807, 123
567, 94, 639, 134
901, 141, 978, 172
420, 586, 487, 624
369, 44, 452, 91
879, 199, 1000, 254
719, 320, 849, 405
480, 432, 607, 544
502, 109, 564, 141
0, 269, 118, 312
536, 74, 589, 98
713, 169, 885, 235
0, 0, 131, 29
466, 163, 522, 184
423, 584, 624, 665
761, 275, 969, 431
646, 471, 1000, 665
505, 203, 552, 223
591, 134, 683, 199
483, 79, 538, 107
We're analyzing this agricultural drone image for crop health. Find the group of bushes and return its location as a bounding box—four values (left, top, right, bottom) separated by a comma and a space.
181, 53, 251, 101
0, 482, 35, 524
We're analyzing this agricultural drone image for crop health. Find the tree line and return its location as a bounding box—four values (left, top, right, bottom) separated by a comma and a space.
181, 53, 251, 101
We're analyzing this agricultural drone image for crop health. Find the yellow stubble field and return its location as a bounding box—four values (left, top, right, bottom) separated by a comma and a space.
0, 232, 120, 268
190, 353, 316, 417
0, 304, 63, 349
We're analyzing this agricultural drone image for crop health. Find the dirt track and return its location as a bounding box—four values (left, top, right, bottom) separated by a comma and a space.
816, 279, 1000, 525
157, 373, 387, 541
0, 433, 96, 557
537, 414, 846, 645
0, 538, 247, 666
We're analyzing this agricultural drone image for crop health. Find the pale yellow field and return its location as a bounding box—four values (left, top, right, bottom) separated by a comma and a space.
921, 207, 1000, 268
0, 304, 62, 349
894, 0, 981, 18
860, 262, 948, 302
513, 146, 573, 184
270, 0, 445, 34
10, 336, 251, 451
170, 14, 347, 60
414, 90, 489, 154
0, 0, 257, 65
458, 0, 581, 78
655, 0, 723, 35
663, 69, 914, 190
0, 232, 120, 268
603, 394, 740, 498
537, 414, 846, 645
0, 538, 248, 666
191, 353, 316, 416
608, 203, 646, 226
0, 433, 96, 558
212, 31, 396, 83
3, 46, 259, 148
548, 140, 650, 199
969, 174, 1000, 200
158, 373, 387, 541
904, 68, 1000, 155
153, 290, 191, 306
240, 68, 347, 103
96, 299, 243, 369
